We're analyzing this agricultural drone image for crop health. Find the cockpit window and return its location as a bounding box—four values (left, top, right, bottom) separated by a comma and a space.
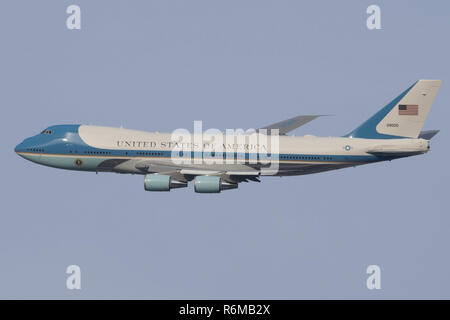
41, 129, 52, 135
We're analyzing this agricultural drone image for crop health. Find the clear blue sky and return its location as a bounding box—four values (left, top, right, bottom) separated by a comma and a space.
1, 0, 449, 299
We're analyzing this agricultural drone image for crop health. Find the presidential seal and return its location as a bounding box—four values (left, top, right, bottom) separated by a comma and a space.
74, 159, 83, 166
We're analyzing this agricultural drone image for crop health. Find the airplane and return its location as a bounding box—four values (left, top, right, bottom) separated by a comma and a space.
15, 80, 442, 193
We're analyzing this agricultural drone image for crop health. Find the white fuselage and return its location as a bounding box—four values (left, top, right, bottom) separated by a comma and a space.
15, 125, 430, 177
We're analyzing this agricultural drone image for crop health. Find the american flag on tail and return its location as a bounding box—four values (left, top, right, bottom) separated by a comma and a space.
398, 104, 419, 115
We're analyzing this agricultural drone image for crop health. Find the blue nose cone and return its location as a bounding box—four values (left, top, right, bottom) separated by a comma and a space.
15, 136, 37, 154
15, 142, 22, 153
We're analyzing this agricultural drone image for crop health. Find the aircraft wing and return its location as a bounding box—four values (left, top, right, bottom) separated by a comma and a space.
259, 115, 324, 135
135, 160, 261, 183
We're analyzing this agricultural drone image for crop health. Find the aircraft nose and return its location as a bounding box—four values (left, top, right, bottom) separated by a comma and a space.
15, 142, 22, 153
15, 140, 28, 154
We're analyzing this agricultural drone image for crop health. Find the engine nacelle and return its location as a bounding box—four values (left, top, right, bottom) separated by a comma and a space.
144, 174, 187, 191
194, 176, 238, 193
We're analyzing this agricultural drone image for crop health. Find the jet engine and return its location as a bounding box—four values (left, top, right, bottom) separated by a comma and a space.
194, 176, 238, 193
144, 174, 187, 191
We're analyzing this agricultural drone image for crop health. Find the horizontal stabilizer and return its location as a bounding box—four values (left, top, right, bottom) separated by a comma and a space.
418, 130, 439, 140
259, 115, 324, 135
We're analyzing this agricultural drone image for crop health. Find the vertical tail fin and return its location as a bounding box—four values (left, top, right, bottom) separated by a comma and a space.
345, 80, 442, 139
